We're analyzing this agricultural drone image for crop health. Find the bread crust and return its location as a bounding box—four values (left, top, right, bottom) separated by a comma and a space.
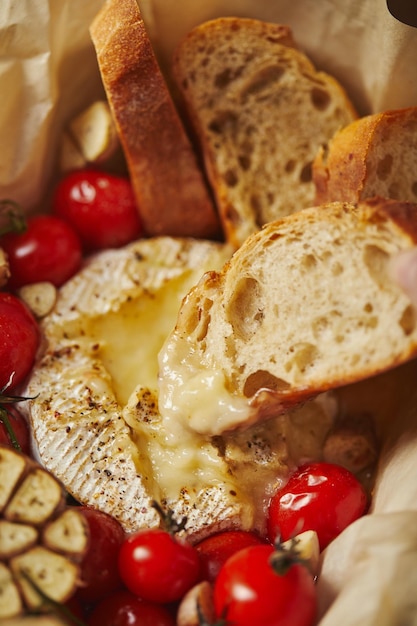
313, 107, 417, 205
90, 0, 221, 239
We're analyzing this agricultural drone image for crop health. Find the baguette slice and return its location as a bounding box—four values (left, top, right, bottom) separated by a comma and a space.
172, 17, 358, 248
90, 0, 220, 239
158, 198, 417, 435
313, 107, 417, 204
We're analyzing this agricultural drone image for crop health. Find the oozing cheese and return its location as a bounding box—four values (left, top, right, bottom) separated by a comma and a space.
26, 237, 336, 537
82, 274, 199, 406
158, 334, 255, 436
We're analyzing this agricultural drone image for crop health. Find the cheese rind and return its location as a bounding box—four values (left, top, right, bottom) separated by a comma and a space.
26, 237, 336, 539
26, 237, 252, 538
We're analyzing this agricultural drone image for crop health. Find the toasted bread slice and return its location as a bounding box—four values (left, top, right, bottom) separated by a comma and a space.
90, 0, 220, 239
313, 107, 417, 205
172, 17, 357, 248
158, 198, 417, 435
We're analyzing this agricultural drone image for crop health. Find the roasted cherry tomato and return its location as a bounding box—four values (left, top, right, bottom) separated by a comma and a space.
0, 214, 82, 289
213, 544, 317, 626
267, 462, 368, 550
0, 292, 39, 391
76, 506, 126, 604
118, 528, 201, 604
87, 590, 176, 626
52, 169, 142, 251
196, 530, 266, 583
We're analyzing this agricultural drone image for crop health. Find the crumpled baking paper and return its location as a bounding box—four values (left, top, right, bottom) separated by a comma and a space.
1, 1, 417, 623
317, 364, 417, 624
0, 0, 105, 211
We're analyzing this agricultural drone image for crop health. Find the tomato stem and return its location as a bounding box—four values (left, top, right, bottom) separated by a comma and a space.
0, 379, 38, 405
0, 199, 27, 236
0, 406, 21, 451
151, 499, 188, 534
0, 380, 37, 452
0, 392, 37, 404
270, 536, 310, 577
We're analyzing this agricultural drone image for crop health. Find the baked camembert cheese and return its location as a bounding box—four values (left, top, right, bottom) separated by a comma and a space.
25, 236, 336, 540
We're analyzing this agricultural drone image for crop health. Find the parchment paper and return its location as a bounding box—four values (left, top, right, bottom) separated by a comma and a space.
1, 1, 416, 623
0, 0, 105, 211
316, 367, 417, 624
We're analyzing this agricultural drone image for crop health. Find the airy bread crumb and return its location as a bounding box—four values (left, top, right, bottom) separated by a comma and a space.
159, 198, 417, 433
172, 17, 358, 247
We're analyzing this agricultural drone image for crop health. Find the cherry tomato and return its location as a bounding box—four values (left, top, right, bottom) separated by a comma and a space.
76, 506, 126, 604
267, 462, 368, 550
87, 590, 176, 626
0, 292, 39, 391
52, 169, 142, 251
118, 528, 201, 604
0, 405, 31, 455
213, 544, 316, 626
0, 214, 82, 289
196, 530, 266, 583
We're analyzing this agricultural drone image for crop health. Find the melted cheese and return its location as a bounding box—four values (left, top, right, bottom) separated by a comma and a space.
28, 238, 336, 536
123, 386, 239, 500
158, 334, 255, 436
83, 273, 195, 405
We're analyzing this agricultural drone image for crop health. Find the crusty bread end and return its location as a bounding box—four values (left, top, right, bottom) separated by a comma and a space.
313, 107, 417, 205
90, 0, 221, 239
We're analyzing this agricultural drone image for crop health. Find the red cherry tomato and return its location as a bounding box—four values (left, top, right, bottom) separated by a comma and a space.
52, 169, 142, 251
0, 214, 82, 289
0, 292, 39, 391
118, 528, 201, 604
88, 590, 176, 626
76, 506, 126, 604
213, 544, 317, 626
267, 462, 368, 550
0, 405, 31, 455
196, 530, 266, 583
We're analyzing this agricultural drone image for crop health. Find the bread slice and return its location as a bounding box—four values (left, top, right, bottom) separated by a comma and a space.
313, 107, 417, 205
90, 0, 220, 239
172, 17, 358, 248
158, 198, 417, 435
